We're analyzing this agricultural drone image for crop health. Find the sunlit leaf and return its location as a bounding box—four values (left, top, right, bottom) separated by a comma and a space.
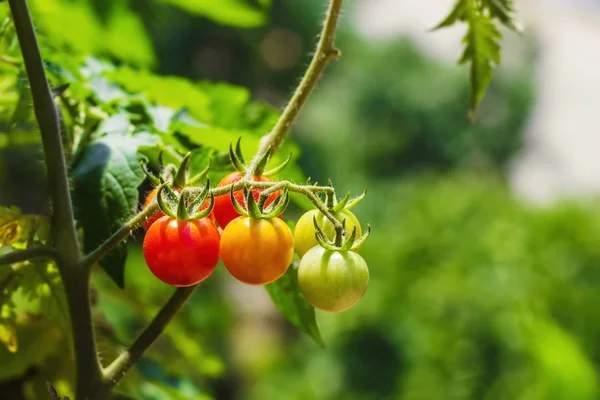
158, 0, 269, 28
0, 323, 17, 353
71, 128, 159, 287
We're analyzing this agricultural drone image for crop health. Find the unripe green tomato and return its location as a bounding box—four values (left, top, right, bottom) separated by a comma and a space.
298, 246, 369, 313
294, 209, 362, 258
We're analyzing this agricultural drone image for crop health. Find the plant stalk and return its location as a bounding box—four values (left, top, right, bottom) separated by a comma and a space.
8, 0, 81, 265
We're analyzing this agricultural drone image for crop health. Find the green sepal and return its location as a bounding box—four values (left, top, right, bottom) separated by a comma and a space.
340, 226, 357, 251
176, 189, 191, 220
229, 138, 246, 173
190, 192, 214, 220
156, 184, 178, 219
346, 187, 368, 210
229, 185, 249, 216
235, 137, 246, 166
331, 191, 351, 213
140, 160, 160, 186
172, 152, 192, 188
262, 190, 289, 219
189, 179, 214, 219
254, 145, 272, 176
351, 224, 371, 251
263, 151, 292, 177
245, 187, 263, 219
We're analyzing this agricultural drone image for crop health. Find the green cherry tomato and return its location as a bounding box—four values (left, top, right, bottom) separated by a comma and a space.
298, 245, 369, 313
143, 216, 221, 287
294, 209, 362, 258
220, 216, 294, 285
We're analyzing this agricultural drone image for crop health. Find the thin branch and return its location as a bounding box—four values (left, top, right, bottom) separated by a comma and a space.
102, 286, 197, 386
0, 246, 59, 266
8, 0, 80, 264
246, 0, 344, 176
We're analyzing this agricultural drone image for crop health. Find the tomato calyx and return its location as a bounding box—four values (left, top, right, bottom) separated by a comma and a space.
228, 137, 292, 177
313, 216, 371, 252
142, 150, 212, 190
326, 183, 368, 213
155, 179, 215, 221
230, 185, 289, 219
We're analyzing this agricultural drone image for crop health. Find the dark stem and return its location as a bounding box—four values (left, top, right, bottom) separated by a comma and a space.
8, 0, 80, 263
60, 269, 106, 399
0, 246, 59, 267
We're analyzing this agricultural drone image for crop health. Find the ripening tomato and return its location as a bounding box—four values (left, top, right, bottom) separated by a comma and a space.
294, 209, 362, 258
298, 245, 369, 313
212, 172, 279, 229
143, 216, 221, 286
220, 216, 294, 285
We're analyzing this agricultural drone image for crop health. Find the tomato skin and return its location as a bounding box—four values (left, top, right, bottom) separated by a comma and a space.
298, 246, 369, 313
294, 209, 362, 258
143, 216, 221, 287
220, 216, 294, 285
212, 172, 279, 229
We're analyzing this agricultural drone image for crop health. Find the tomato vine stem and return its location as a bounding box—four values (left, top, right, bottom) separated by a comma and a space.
0, 246, 60, 266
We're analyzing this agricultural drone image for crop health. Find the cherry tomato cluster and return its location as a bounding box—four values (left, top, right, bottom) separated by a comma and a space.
140, 147, 370, 313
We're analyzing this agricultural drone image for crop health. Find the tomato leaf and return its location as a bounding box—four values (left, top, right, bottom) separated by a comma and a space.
72, 130, 158, 287
265, 262, 324, 347
433, 0, 520, 120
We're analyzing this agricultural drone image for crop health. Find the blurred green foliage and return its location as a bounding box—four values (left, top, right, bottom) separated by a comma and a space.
5, 0, 599, 400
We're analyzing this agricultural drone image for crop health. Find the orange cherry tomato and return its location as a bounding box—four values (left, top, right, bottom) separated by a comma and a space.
220, 216, 294, 285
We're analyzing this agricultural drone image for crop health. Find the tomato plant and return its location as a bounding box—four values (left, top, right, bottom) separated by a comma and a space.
220, 215, 294, 285
0, 0, 515, 395
298, 245, 369, 313
212, 172, 279, 228
143, 215, 220, 286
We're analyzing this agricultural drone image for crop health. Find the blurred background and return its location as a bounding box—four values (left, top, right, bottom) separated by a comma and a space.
3, 0, 600, 399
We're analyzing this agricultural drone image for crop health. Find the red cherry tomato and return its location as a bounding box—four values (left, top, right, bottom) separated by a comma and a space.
220, 216, 294, 285
212, 172, 279, 229
143, 216, 221, 286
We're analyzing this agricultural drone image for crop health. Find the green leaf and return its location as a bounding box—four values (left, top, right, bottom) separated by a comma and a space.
483, 0, 521, 32
71, 130, 158, 287
265, 262, 324, 347
460, 12, 501, 120
33, 0, 155, 67
433, 0, 520, 119
158, 0, 269, 28
108, 67, 213, 124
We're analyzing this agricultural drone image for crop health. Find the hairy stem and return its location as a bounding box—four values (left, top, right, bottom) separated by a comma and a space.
246, 0, 344, 176
8, 0, 80, 264
102, 286, 196, 386
0, 246, 59, 266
